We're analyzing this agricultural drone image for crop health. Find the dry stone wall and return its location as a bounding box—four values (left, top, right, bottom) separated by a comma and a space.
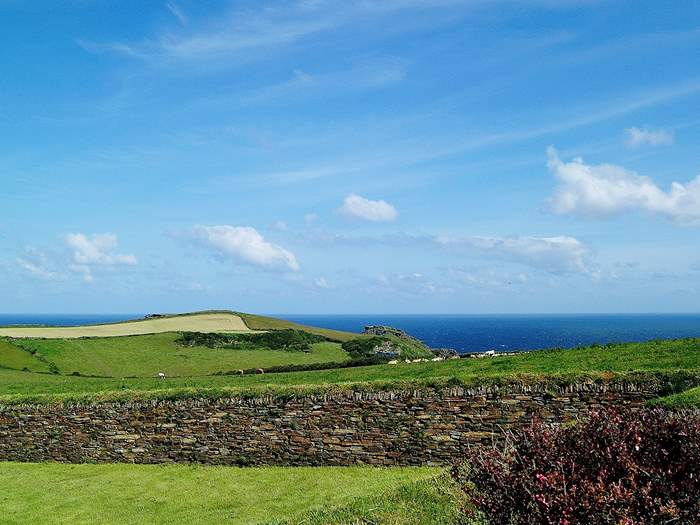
0, 380, 666, 466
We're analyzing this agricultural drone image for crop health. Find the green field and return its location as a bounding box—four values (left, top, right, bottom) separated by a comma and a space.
5, 334, 348, 377
0, 313, 699, 524
0, 463, 441, 525
0, 337, 698, 402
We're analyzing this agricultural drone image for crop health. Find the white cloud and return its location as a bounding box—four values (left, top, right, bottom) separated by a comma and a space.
547, 147, 700, 225
624, 126, 674, 148
190, 225, 300, 272
337, 194, 398, 222
437, 234, 590, 275
304, 213, 318, 224
62, 233, 136, 282
64, 233, 137, 266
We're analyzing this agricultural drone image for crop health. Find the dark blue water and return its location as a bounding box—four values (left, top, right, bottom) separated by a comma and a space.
1, 313, 699, 354
280, 314, 700, 353
0, 314, 143, 327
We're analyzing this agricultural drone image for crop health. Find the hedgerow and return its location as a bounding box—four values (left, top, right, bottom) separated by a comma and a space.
177, 329, 327, 352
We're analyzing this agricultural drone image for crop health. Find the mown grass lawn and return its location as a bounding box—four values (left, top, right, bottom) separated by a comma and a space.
5, 334, 348, 377
0, 463, 440, 525
0, 337, 698, 401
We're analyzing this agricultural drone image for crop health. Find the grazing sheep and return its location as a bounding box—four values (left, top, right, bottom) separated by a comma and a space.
237, 369, 244, 375
256, 368, 265, 374
431, 357, 443, 362
388, 360, 399, 365
157, 372, 166, 379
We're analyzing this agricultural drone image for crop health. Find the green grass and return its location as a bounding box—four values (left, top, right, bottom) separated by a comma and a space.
3, 335, 348, 378
651, 385, 700, 409
275, 474, 471, 525
0, 339, 49, 373
0, 463, 439, 525
0, 337, 698, 403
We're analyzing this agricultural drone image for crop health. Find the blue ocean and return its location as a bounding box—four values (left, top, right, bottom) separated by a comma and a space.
281, 314, 700, 353
1, 313, 699, 354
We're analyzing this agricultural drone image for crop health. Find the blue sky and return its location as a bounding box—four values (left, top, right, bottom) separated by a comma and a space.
1, 0, 699, 314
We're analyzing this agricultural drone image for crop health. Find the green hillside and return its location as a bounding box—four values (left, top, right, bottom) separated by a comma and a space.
0, 336, 698, 403
5, 334, 348, 378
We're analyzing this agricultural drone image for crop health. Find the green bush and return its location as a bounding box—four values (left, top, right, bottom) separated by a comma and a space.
342, 337, 393, 359
342, 335, 435, 360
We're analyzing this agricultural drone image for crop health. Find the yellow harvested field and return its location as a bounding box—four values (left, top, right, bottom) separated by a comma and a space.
0, 312, 256, 339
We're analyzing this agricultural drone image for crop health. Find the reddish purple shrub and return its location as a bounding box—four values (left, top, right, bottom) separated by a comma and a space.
452, 408, 700, 524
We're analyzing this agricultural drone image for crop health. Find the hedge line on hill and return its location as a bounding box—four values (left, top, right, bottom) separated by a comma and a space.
177, 329, 327, 353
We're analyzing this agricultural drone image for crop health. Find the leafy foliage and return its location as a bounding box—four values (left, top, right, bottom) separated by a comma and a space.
177, 329, 327, 353
453, 408, 700, 524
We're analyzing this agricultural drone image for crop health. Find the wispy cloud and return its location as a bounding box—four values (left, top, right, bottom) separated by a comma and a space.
371, 272, 455, 296
16, 253, 63, 281
165, 2, 187, 26
244, 77, 700, 187
242, 59, 405, 104
85, 0, 590, 64
85, 3, 339, 62
301, 231, 592, 274
624, 126, 674, 148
